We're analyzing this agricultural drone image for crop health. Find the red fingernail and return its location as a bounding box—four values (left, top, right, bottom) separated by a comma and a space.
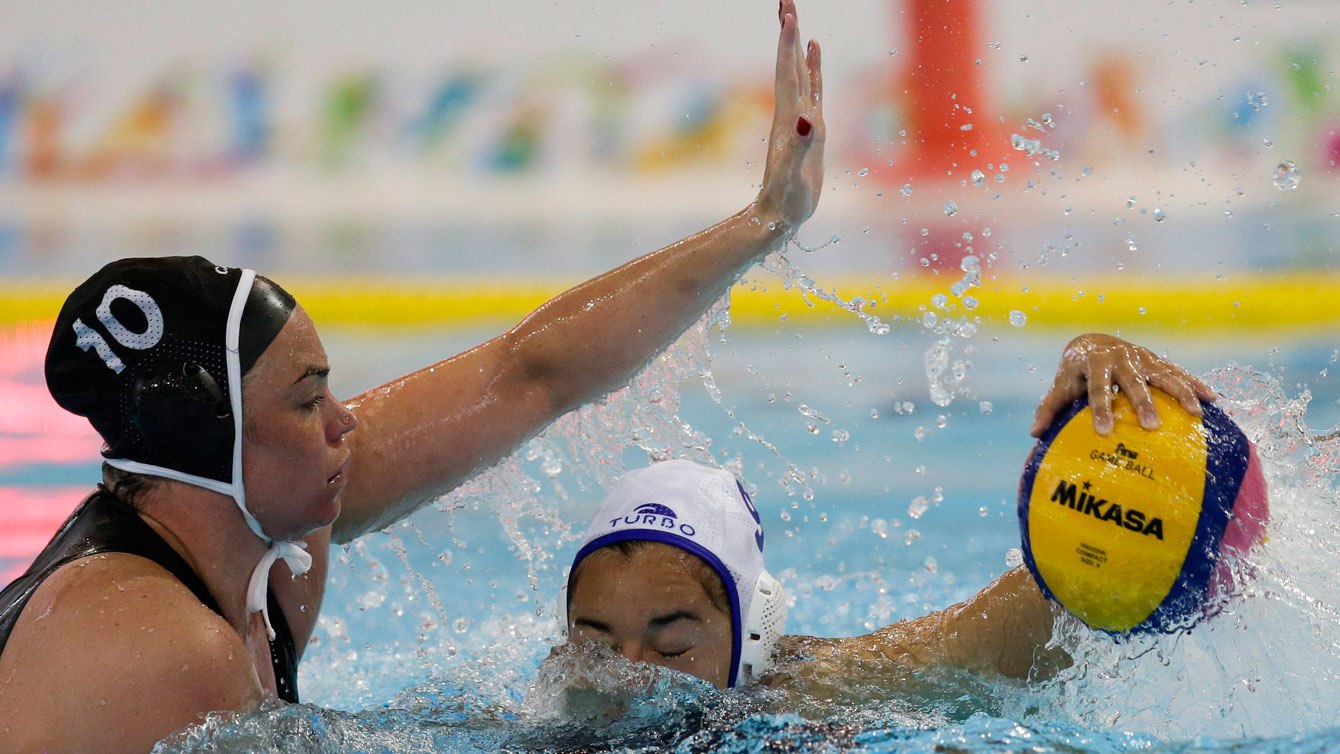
796, 116, 812, 136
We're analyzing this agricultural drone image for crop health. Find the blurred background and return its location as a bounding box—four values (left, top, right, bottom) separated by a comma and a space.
2, 0, 1339, 592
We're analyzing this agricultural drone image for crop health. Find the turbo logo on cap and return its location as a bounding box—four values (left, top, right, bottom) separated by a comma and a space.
611, 502, 697, 537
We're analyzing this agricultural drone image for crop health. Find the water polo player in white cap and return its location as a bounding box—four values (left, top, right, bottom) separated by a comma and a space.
557, 334, 1215, 693
0, 4, 825, 750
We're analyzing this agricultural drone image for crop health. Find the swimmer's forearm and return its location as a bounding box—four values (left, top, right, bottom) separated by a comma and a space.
936, 567, 1067, 680
332, 205, 791, 541
502, 204, 789, 413
831, 568, 1064, 681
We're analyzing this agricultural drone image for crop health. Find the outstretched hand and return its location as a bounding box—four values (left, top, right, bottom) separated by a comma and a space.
755, 0, 825, 232
1030, 333, 1216, 437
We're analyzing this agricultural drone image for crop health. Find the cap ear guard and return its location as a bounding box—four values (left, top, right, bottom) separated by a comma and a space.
126, 359, 234, 480
737, 568, 787, 684
557, 576, 570, 638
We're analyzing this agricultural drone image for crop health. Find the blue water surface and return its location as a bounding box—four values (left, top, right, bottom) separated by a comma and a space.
143, 322, 1340, 753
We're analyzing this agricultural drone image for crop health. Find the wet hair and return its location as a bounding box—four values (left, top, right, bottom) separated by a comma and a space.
570, 540, 732, 618
100, 462, 162, 507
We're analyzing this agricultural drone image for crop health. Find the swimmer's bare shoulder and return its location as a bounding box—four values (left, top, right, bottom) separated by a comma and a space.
0, 554, 262, 754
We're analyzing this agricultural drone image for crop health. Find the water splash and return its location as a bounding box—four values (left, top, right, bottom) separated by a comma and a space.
760, 244, 892, 336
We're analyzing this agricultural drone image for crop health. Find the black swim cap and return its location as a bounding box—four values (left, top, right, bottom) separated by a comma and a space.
45, 256, 295, 484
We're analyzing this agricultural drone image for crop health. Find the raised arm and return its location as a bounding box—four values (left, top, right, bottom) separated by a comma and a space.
332, 0, 825, 542
1030, 333, 1215, 437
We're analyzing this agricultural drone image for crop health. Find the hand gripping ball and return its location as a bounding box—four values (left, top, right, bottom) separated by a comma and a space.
1018, 392, 1268, 633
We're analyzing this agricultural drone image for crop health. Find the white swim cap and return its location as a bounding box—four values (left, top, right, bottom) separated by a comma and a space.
564, 459, 788, 687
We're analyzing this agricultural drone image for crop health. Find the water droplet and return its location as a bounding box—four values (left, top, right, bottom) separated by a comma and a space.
900, 183, 914, 196
1247, 90, 1269, 111
944, 201, 958, 217
869, 408, 880, 419
1005, 547, 1024, 567
1274, 160, 1301, 190
931, 293, 948, 309
908, 495, 930, 519
1010, 133, 1059, 160
858, 167, 870, 177
971, 169, 986, 187
831, 429, 850, 443
979, 400, 993, 414
798, 404, 831, 424
1009, 310, 1027, 327
1153, 208, 1167, 222
963, 295, 979, 309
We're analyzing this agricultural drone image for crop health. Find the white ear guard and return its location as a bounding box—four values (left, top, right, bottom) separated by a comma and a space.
738, 568, 787, 683
557, 578, 570, 638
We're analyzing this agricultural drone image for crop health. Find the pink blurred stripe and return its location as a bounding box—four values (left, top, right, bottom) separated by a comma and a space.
0, 486, 84, 562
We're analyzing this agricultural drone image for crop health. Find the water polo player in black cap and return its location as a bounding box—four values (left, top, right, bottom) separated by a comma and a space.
0, 3, 827, 751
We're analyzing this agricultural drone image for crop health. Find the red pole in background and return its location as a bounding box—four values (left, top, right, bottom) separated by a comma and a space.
875, 0, 1013, 275
888, 0, 1008, 182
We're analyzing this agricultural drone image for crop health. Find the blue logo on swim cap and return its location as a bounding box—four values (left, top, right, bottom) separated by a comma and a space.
633, 503, 677, 518
612, 502, 696, 537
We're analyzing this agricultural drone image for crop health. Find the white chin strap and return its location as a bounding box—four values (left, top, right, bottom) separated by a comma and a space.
247, 540, 312, 640
223, 269, 313, 641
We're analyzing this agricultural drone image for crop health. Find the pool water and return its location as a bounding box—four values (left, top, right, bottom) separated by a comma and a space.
62, 317, 1333, 753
